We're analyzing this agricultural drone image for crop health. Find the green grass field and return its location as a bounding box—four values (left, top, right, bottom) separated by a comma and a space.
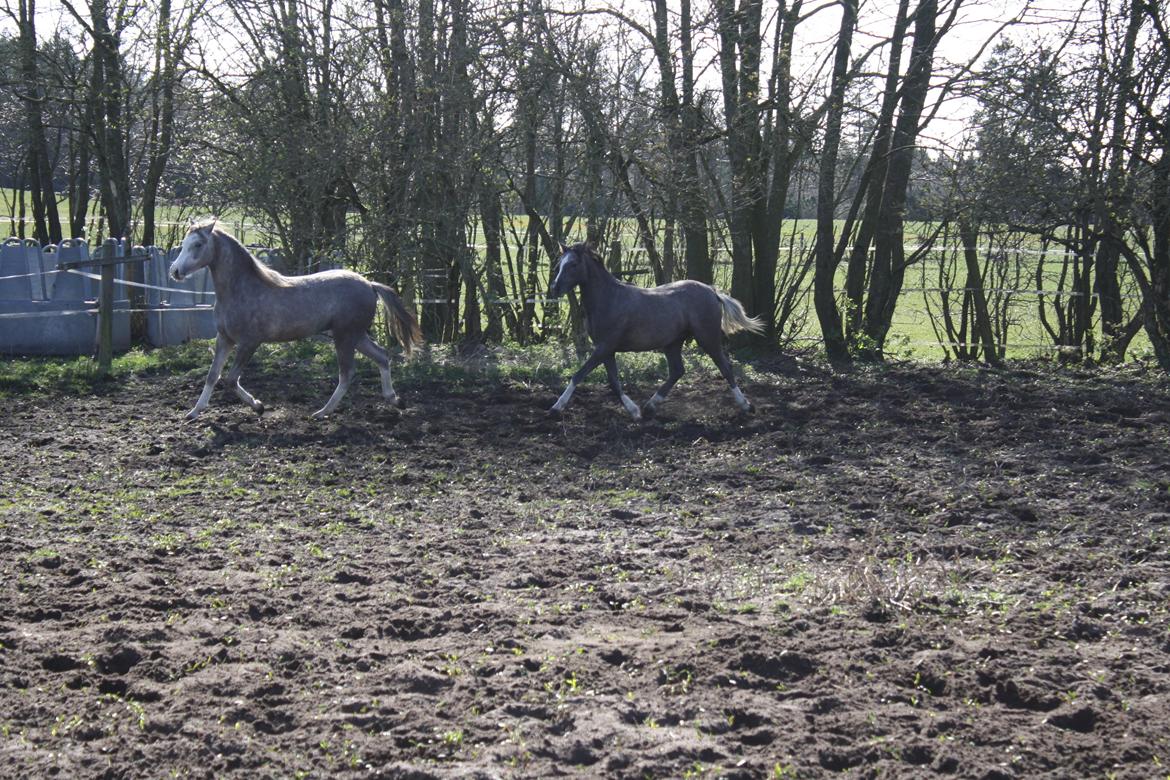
0, 190, 267, 248
2, 190, 1151, 362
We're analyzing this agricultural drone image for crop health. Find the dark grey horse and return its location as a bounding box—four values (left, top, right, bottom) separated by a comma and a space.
547, 242, 763, 419
169, 219, 422, 420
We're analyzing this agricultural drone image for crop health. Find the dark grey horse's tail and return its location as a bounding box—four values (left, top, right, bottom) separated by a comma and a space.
717, 292, 765, 335
373, 283, 424, 356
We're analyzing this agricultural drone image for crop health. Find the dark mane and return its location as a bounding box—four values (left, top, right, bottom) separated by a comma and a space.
570, 242, 617, 281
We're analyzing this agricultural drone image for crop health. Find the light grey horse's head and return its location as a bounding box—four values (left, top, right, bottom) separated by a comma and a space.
169, 219, 218, 281
549, 242, 596, 298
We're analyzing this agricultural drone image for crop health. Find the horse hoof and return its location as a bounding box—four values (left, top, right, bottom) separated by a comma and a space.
547, 405, 563, 417
641, 404, 656, 420
254, 402, 265, 415
184, 409, 201, 422
395, 396, 407, 410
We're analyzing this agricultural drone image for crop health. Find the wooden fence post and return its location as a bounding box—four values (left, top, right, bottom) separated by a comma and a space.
97, 238, 115, 377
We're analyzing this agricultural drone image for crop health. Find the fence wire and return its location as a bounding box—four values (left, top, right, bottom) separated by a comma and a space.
0, 239, 1152, 357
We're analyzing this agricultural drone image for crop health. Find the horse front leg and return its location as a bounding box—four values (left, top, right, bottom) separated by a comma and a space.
550, 348, 609, 414
603, 355, 641, 420
186, 333, 233, 421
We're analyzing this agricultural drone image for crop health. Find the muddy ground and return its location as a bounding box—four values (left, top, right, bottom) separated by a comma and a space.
2, 349, 1169, 778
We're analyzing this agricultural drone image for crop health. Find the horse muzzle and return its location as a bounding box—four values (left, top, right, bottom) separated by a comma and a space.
169, 263, 185, 282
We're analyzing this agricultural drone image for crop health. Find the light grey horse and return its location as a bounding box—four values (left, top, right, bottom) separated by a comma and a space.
169, 219, 423, 420
547, 242, 763, 420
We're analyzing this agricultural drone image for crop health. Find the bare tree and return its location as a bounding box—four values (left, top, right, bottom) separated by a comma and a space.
60, 0, 133, 241
11, 0, 64, 244
140, 0, 200, 247
813, 0, 855, 365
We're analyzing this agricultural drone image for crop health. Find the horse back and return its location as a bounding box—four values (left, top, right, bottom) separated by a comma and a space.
222, 269, 378, 343
288, 270, 378, 333
605, 279, 720, 351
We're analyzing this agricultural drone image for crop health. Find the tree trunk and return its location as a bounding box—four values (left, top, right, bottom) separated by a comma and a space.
715, 0, 764, 313
844, 0, 909, 342
652, 0, 710, 286
141, 0, 181, 248
679, 0, 711, 285
478, 175, 509, 342
17, 0, 64, 245
750, 0, 803, 341
813, 0, 855, 366
957, 221, 1003, 366
862, 0, 938, 357
89, 0, 131, 241
1096, 0, 1142, 363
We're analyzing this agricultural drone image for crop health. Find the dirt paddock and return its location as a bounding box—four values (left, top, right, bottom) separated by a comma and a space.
2, 352, 1169, 778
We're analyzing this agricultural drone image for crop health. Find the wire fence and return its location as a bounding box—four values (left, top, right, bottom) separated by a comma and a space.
0, 235, 1153, 360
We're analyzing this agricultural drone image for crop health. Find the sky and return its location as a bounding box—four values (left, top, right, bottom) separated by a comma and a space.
3, 0, 1084, 149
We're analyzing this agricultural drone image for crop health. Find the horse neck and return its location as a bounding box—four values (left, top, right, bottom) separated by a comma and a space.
207, 235, 254, 298
578, 256, 619, 315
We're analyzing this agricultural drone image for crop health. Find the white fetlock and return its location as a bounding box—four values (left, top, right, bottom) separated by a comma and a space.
552, 380, 576, 412
732, 387, 752, 412
621, 394, 642, 420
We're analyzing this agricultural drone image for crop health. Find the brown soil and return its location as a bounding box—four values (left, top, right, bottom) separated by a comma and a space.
2, 354, 1169, 778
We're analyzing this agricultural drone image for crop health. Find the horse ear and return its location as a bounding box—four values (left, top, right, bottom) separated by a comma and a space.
558, 241, 569, 254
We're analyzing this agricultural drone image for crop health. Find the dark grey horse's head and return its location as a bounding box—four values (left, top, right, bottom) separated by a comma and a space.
169, 219, 218, 281
549, 242, 594, 298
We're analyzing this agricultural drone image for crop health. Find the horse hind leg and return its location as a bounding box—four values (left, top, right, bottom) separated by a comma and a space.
642, 342, 685, 418
356, 335, 405, 409
696, 331, 753, 413
225, 341, 265, 414
313, 336, 358, 419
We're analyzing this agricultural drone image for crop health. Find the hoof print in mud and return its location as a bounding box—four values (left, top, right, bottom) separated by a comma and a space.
41, 654, 81, 673
96, 647, 142, 676
1046, 706, 1097, 733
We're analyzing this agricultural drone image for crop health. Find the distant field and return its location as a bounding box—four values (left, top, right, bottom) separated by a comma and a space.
2, 191, 1150, 361
0, 190, 268, 248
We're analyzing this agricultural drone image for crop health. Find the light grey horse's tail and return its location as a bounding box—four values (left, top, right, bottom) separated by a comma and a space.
717, 292, 765, 335
373, 283, 424, 356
